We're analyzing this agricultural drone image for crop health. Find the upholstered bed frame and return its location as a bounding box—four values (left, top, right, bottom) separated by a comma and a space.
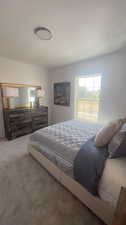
28, 145, 125, 225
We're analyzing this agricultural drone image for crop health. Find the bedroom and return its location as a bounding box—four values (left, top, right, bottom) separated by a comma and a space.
0, 0, 126, 225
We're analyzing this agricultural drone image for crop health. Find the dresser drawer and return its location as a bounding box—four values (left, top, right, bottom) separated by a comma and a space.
32, 123, 48, 131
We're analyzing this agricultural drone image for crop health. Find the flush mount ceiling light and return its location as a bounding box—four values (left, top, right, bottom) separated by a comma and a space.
34, 26, 52, 40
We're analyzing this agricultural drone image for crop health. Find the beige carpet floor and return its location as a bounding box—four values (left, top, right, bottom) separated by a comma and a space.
0, 135, 105, 225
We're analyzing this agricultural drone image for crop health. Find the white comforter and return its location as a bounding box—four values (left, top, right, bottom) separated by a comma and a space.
99, 157, 126, 207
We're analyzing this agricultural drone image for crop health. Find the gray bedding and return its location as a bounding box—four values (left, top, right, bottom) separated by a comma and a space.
74, 137, 108, 195
30, 120, 102, 177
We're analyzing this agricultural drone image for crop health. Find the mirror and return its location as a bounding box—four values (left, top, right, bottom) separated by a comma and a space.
0, 84, 42, 109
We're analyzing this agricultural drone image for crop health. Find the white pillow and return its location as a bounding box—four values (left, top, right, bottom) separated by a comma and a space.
95, 118, 126, 148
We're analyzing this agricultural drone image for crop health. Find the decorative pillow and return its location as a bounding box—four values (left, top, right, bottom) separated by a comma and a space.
108, 130, 126, 158
95, 118, 126, 148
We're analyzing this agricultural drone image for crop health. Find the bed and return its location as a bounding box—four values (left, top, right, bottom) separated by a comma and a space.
28, 120, 126, 225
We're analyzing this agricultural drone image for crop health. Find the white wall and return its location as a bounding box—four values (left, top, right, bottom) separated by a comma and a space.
48, 48, 126, 124
0, 57, 49, 137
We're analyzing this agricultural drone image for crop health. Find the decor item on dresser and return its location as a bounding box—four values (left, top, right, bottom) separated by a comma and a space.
0, 83, 48, 140
3, 87, 19, 109
54, 82, 70, 106
36, 88, 45, 108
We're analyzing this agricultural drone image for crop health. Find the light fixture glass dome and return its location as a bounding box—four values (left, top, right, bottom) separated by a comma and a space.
34, 27, 52, 40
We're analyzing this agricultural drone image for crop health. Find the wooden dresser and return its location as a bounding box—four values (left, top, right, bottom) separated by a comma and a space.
4, 106, 48, 140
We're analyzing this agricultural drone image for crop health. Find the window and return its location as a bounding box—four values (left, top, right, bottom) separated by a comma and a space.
75, 74, 101, 122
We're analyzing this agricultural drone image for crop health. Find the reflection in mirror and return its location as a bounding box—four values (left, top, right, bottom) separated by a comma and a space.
1, 84, 42, 109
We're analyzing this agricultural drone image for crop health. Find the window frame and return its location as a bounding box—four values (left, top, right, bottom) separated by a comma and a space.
74, 73, 102, 122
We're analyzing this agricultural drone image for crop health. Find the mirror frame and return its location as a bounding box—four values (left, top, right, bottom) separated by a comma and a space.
0, 83, 41, 109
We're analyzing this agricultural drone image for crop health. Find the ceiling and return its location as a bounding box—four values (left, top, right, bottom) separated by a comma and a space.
0, 0, 126, 68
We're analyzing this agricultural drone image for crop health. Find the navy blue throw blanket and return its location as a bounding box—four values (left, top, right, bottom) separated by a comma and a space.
74, 137, 108, 195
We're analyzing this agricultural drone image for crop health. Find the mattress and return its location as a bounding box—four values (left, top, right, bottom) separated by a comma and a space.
30, 120, 101, 177
30, 119, 126, 208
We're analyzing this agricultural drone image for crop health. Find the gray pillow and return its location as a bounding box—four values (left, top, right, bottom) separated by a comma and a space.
108, 130, 126, 158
